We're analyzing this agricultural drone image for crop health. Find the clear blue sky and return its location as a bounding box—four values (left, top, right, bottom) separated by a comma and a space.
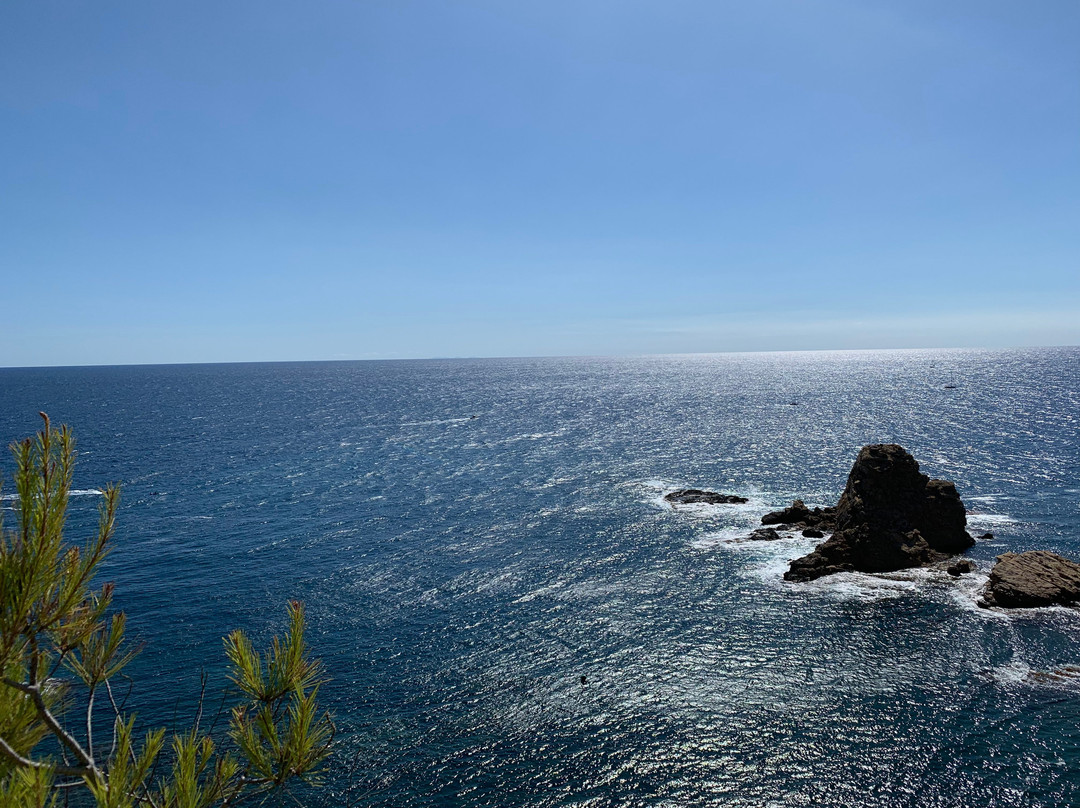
2, 0, 1078, 366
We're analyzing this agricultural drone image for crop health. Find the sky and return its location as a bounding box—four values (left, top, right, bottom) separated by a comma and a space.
1, 0, 1078, 366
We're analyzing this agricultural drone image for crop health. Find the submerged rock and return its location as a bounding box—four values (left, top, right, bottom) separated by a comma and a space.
1025, 665, 1080, 684
665, 489, 749, 505
981, 551, 1080, 608
783, 444, 974, 582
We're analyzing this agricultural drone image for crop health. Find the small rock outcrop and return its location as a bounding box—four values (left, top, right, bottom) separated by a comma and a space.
783, 444, 974, 582
748, 528, 782, 542
981, 551, 1080, 608
761, 500, 837, 530
947, 559, 976, 577
665, 489, 748, 505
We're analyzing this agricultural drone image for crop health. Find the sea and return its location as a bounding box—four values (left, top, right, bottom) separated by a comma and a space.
1, 347, 1079, 807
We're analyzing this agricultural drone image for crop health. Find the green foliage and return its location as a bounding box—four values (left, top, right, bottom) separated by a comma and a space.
226, 602, 333, 790
0, 415, 334, 806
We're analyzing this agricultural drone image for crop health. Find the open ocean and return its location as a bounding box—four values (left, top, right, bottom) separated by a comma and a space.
2, 347, 1080, 807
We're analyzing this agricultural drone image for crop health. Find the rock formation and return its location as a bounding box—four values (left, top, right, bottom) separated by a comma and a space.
665, 489, 749, 505
783, 444, 974, 582
748, 527, 782, 541
981, 551, 1080, 608
947, 559, 975, 577
761, 500, 836, 530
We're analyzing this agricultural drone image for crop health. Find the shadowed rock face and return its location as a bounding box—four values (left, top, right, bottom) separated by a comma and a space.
982, 551, 1080, 608
784, 444, 974, 582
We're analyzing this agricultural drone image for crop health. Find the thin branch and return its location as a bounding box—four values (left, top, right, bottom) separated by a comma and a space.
138, 784, 164, 808
47, 647, 71, 681
0, 733, 92, 779
54, 779, 93, 790
104, 679, 126, 760
86, 685, 96, 761
4, 677, 97, 773
194, 670, 209, 735
207, 684, 232, 738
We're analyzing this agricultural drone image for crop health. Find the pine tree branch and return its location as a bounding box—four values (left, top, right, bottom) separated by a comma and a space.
3, 677, 97, 773
0, 734, 93, 778
87, 685, 97, 761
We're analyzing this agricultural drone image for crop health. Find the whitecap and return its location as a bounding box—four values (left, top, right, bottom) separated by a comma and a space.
989, 660, 1032, 686
967, 512, 1017, 528
986, 660, 1080, 689
798, 568, 929, 602
0, 488, 103, 501
690, 527, 756, 549
397, 417, 473, 427
944, 570, 994, 612
691, 526, 820, 551
512, 580, 567, 604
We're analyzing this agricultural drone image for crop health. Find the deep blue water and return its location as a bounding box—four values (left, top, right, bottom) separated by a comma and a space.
2, 348, 1080, 807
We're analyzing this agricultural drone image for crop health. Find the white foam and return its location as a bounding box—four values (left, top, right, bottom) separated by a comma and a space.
691, 527, 819, 551
749, 557, 991, 605
944, 570, 994, 612
513, 580, 567, 604
990, 660, 1032, 686
397, 416, 473, 427
801, 568, 935, 602
967, 512, 1017, 528
690, 527, 757, 549
744, 542, 818, 583
987, 660, 1080, 689
950, 575, 1080, 624
641, 480, 769, 518
0, 488, 103, 501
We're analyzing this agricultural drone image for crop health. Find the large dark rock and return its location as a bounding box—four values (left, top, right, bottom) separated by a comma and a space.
981, 551, 1080, 608
665, 489, 749, 505
784, 444, 974, 582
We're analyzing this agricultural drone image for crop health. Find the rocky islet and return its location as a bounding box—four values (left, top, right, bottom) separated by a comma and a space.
980, 551, 1080, 608
664, 489, 749, 506
781, 444, 974, 582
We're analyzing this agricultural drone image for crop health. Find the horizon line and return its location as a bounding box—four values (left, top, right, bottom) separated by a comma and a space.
2, 343, 1078, 372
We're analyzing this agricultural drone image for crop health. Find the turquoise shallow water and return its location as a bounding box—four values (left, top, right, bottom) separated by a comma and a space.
2, 348, 1080, 806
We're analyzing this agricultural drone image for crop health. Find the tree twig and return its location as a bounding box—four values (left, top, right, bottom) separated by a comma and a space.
4, 677, 98, 774
0, 734, 92, 779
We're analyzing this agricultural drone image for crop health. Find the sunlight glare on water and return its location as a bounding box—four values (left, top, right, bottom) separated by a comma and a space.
1, 347, 1079, 806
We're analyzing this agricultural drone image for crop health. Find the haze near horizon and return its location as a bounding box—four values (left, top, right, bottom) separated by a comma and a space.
2, 1, 1078, 367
